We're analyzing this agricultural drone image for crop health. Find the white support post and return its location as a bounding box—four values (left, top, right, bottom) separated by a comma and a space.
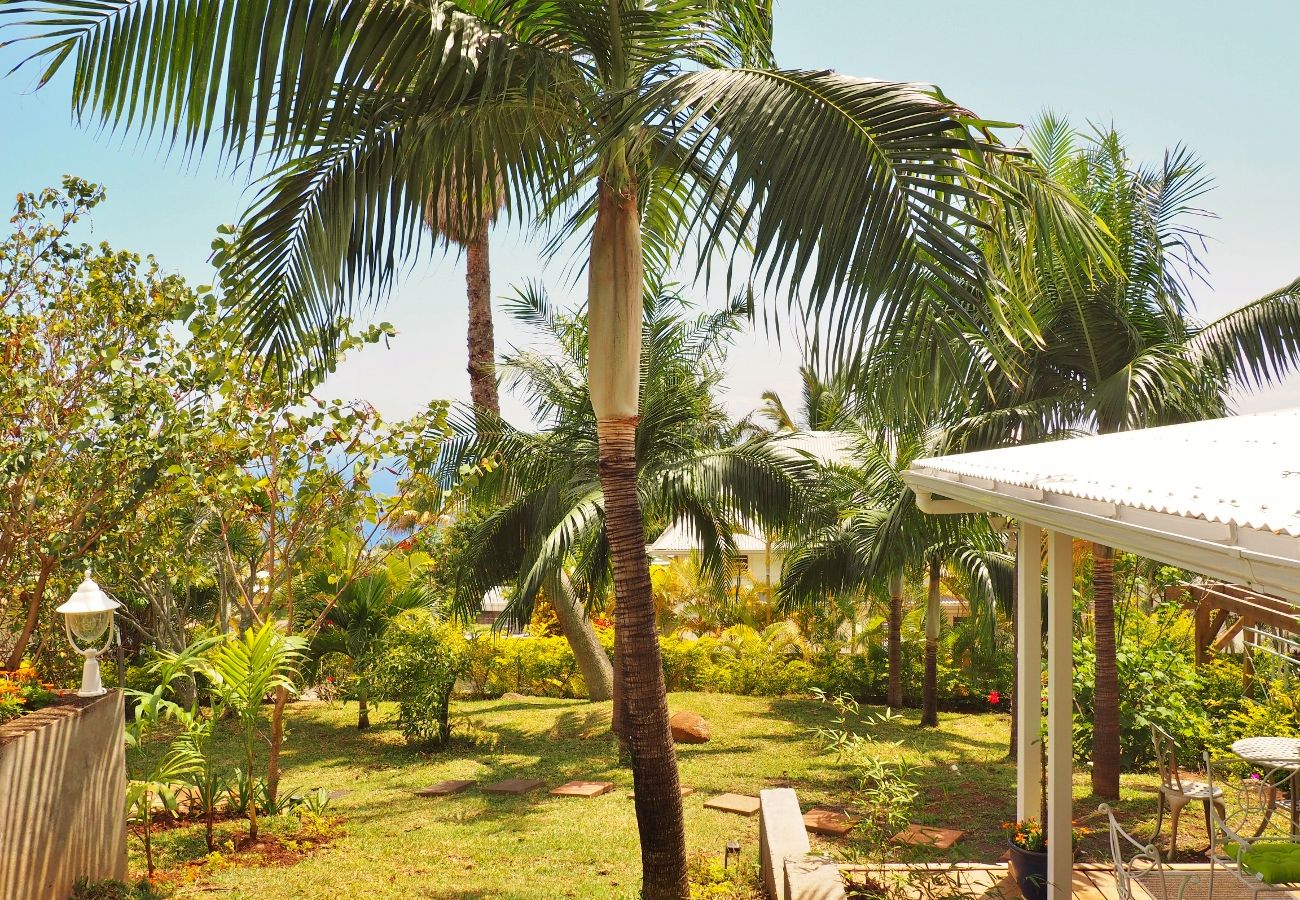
1046, 530, 1074, 898
1015, 523, 1043, 822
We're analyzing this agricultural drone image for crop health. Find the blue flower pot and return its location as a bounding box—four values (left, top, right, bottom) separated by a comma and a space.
1008, 843, 1049, 900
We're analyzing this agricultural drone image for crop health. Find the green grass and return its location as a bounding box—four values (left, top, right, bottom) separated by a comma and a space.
136, 693, 1179, 898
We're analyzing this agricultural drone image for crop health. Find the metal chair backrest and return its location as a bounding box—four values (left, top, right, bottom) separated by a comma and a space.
1100, 804, 1169, 900
1152, 724, 1186, 793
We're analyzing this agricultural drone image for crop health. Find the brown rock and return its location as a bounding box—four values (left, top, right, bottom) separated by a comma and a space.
669, 711, 710, 744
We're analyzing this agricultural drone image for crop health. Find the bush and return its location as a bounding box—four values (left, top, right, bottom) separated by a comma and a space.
69, 877, 171, 899
375, 611, 469, 748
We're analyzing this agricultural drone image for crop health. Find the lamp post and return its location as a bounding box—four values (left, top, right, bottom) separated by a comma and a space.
55, 571, 121, 697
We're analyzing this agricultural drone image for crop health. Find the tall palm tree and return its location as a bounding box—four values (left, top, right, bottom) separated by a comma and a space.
2, 6, 1104, 892
902, 115, 1300, 798
441, 280, 817, 708
425, 166, 505, 417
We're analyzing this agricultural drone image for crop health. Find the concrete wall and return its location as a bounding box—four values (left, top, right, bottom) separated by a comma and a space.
0, 691, 127, 899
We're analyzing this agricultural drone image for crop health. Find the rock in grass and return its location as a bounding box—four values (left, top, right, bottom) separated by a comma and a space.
669, 711, 710, 744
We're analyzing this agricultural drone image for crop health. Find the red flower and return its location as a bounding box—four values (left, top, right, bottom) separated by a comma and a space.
988, 690, 1000, 705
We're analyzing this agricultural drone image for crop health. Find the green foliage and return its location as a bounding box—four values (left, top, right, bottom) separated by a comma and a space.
1071, 602, 1212, 768
374, 611, 469, 748
686, 851, 762, 900
808, 690, 917, 851
69, 877, 171, 900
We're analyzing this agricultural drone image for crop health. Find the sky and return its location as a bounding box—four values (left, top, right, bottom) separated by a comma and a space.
3, 0, 1299, 424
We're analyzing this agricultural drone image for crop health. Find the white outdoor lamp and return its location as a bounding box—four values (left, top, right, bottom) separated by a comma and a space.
56, 571, 121, 697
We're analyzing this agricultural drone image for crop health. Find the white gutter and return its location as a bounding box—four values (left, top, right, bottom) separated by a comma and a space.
903, 468, 1300, 604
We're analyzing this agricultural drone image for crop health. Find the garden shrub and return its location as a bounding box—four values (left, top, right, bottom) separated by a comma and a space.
0, 661, 57, 724
375, 610, 469, 748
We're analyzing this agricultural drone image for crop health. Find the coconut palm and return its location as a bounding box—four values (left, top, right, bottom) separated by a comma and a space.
198, 620, 305, 841
1, 4, 1108, 890
303, 546, 438, 729
441, 280, 818, 701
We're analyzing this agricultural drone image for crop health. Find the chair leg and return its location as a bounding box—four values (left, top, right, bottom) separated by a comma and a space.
1203, 798, 1213, 845
1170, 801, 1183, 860
1155, 792, 1166, 843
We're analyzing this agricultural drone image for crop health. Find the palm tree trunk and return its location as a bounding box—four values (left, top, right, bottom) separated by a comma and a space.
887, 572, 904, 708
548, 571, 614, 702
588, 174, 688, 900
1091, 542, 1121, 799
465, 230, 499, 418
357, 683, 371, 730
921, 557, 940, 727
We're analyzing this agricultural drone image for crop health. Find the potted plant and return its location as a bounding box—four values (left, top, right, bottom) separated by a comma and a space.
1003, 819, 1087, 900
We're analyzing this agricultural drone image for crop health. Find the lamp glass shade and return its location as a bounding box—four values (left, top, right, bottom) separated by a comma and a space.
68, 609, 114, 643
56, 575, 120, 647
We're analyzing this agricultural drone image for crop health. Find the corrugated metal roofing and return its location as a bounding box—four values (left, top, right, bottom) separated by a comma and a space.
911, 409, 1300, 538
647, 520, 773, 554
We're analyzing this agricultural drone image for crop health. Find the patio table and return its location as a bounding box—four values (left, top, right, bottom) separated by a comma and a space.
1231, 736, 1300, 837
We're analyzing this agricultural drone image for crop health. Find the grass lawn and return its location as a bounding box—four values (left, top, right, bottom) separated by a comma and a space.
135, 693, 1180, 898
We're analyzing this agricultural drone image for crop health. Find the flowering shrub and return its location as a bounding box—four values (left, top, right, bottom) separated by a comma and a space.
0, 662, 57, 724
1002, 818, 1088, 851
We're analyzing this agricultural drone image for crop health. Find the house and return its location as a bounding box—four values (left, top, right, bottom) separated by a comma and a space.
646, 430, 856, 591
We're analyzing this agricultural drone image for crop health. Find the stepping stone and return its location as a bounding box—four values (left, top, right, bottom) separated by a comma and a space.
628, 786, 694, 799
328, 790, 352, 801
892, 823, 964, 849
703, 793, 761, 816
550, 780, 614, 798
482, 778, 544, 795
802, 806, 858, 837
415, 780, 476, 797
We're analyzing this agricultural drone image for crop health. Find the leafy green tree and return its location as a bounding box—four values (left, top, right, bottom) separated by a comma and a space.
303, 545, 438, 729
779, 426, 1010, 726
373, 609, 470, 749
2, 5, 1105, 890
0, 180, 229, 669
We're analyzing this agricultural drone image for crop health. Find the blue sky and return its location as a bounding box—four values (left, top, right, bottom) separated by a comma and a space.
4, 0, 1299, 422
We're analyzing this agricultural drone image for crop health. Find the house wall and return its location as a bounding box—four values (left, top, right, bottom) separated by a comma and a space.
0, 691, 127, 899
742, 550, 783, 589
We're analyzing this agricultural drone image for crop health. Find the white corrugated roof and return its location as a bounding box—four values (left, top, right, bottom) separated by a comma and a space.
771, 430, 858, 466
903, 409, 1300, 601
648, 520, 773, 555
912, 409, 1300, 538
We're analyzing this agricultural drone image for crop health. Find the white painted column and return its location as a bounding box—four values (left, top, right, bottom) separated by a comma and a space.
1046, 530, 1074, 898
1015, 523, 1043, 822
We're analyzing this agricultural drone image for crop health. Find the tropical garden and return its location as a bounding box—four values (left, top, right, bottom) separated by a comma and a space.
1, 3, 1300, 900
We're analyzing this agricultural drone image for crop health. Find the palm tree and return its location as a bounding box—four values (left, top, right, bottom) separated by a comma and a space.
2, 6, 1104, 891
441, 279, 817, 712
303, 547, 437, 729
425, 167, 505, 418
199, 620, 304, 841
912, 115, 1300, 798
780, 424, 1010, 724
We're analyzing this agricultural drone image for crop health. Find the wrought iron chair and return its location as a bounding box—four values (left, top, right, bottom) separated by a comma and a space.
1099, 804, 1197, 900
1204, 752, 1300, 900
1152, 724, 1225, 856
